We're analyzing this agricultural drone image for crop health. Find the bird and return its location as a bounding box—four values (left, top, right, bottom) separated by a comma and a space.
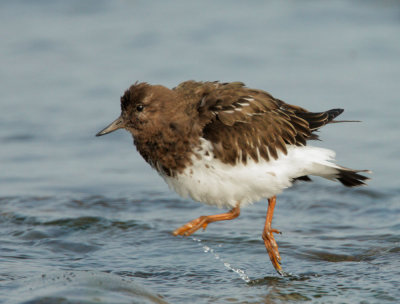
96, 81, 370, 274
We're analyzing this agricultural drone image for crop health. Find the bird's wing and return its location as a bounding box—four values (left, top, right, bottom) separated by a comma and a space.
194, 82, 342, 164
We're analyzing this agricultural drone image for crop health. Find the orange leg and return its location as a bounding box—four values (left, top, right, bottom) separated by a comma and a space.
173, 204, 240, 236
262, 196, 283, 274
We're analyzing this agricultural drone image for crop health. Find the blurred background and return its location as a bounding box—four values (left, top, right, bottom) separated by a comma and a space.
1, 1, 399, 303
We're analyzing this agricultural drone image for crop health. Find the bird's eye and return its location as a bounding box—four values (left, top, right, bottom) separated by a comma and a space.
136, 104, 144, 112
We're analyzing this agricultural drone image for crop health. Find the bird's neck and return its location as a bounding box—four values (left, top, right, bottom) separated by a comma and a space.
133, 127, 201, 177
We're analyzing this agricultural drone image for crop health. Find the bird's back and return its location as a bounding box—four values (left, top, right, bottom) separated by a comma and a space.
174, 80, 343, 165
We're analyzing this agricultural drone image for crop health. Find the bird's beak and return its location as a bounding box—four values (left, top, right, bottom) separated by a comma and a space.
96, 116, 124, 137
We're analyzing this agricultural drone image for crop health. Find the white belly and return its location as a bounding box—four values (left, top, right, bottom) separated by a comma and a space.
162, 139, 339, 209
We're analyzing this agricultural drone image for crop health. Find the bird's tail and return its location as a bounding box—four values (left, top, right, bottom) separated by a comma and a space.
335, 166, 371, 187
296, 146, 371, 187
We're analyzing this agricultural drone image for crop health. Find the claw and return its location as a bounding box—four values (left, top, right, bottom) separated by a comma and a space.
262, 228, 282, 272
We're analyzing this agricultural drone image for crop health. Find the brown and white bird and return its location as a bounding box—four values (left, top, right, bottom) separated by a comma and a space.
96, 81, 370, 274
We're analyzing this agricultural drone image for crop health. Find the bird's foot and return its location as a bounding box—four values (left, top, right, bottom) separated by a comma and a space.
173, 216, 209, 236
172, 205, 241, 237
262, 227, 282, 274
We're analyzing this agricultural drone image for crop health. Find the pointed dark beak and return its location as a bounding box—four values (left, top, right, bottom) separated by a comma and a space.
96, 116, 124, 137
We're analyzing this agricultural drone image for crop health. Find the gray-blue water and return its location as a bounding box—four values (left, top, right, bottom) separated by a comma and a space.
1, 1, 400, 303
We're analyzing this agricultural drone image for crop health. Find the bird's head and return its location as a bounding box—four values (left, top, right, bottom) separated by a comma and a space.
96, 82, 181, 139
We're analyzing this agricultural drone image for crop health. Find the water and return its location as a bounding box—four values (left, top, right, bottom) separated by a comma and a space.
1, 0, 400, 303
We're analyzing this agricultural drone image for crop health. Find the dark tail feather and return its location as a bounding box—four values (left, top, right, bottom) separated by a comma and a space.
325, 109, 362, 123
296, 108, 344, 131
336, 168, 371, 187
329, 120, 361, 123
326, 108, 344, 122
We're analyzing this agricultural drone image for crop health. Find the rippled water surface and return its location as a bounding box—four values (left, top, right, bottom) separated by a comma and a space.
1, 1, 400, 303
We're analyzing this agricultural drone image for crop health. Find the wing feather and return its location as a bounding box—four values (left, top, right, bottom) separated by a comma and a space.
178, 81, 343, 165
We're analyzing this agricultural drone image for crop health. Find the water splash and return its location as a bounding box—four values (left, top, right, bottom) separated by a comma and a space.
191, 237, 251, 283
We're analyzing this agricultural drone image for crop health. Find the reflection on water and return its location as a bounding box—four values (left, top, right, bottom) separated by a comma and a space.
1, 0, 400, 303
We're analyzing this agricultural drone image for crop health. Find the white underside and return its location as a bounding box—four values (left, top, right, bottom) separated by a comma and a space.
162, 138, 341, 209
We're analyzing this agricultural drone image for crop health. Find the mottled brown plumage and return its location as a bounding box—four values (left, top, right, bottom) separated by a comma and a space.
116, 81, 350, 177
